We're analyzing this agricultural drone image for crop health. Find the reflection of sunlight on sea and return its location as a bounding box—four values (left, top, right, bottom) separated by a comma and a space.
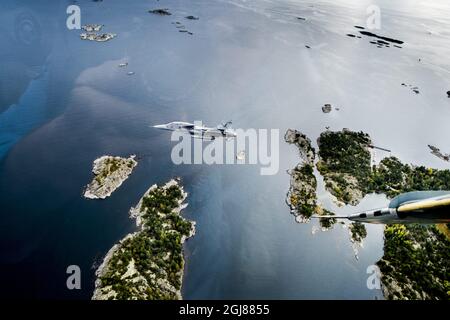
1, 0, 449, 299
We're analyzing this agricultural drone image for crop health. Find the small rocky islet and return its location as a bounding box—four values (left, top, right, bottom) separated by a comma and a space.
84, 155, 137, 200
401, 83, 420, 94
321, 103, 339, 113
149, 8, 198, 36
346, 25, 403, 49
80, 24, 116, 42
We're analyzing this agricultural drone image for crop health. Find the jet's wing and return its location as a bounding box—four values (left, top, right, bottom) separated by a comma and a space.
311, 215, 349, 219
397, 196, 450, 213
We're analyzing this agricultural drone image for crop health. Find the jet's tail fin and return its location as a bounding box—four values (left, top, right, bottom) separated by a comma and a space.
221, 120, 232, 128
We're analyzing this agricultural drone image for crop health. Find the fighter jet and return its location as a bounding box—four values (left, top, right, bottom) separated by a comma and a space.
314, 190, 450, 224
152, 121, 237, 141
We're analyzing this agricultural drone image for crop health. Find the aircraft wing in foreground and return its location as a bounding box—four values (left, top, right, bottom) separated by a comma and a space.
313, 191, 450, 224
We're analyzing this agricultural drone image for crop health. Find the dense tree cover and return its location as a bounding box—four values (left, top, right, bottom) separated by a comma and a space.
289, 129, 450, 299
378, 224, 450, 300
318, 209, 336, 229
317, 130, 372, 195
368, 157, 450, 198
349, 222, 367, 243
289, 164, 317, 219
316, 131, 450, 202
97, 183, 193, 300
315, 130, 450, 299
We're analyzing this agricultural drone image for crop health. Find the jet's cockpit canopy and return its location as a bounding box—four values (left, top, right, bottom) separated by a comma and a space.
388, 190, 450, 209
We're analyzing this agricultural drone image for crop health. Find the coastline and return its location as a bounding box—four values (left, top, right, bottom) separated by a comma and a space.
84, 155, 138, 200
92, 232, 138, 300
92, 178, 196, 300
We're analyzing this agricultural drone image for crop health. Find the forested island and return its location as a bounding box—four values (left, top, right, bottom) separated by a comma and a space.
92, 179, 195, 300
286, 128, 450, 300
316, 130, 372, 206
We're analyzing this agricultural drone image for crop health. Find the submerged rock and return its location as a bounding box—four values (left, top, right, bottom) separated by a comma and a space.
401, 83, 420, 94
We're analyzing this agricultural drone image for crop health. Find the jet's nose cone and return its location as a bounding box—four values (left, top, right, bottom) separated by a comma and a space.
153, 124, 167, 129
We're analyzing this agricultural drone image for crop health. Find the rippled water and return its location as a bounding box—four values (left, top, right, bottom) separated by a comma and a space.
0, 0, 449, 299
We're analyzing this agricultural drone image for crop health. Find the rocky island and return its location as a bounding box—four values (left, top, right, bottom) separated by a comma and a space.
286, 128, 450, 300
80, 32, 117, 42
92, 179, 195, 300
378, 224, 449, 300
285, 129, 335, 229
316, 129, 372, 206
80, 24, 116, 42
82, 24, 103, 32
285, 129, 317, 223
84, 155, 137, 200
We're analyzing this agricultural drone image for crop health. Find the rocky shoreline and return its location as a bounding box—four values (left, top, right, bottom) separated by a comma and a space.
284, 129, 336, 229
286, 127, 450, 299
92, 179, 196, 300
84, 155, 137, 200
285, 129, 317, 222
316, 130, 372, 206
80, 24, 117, 42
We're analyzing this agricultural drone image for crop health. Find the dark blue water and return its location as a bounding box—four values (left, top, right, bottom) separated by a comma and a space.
11, 0, 450, 299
